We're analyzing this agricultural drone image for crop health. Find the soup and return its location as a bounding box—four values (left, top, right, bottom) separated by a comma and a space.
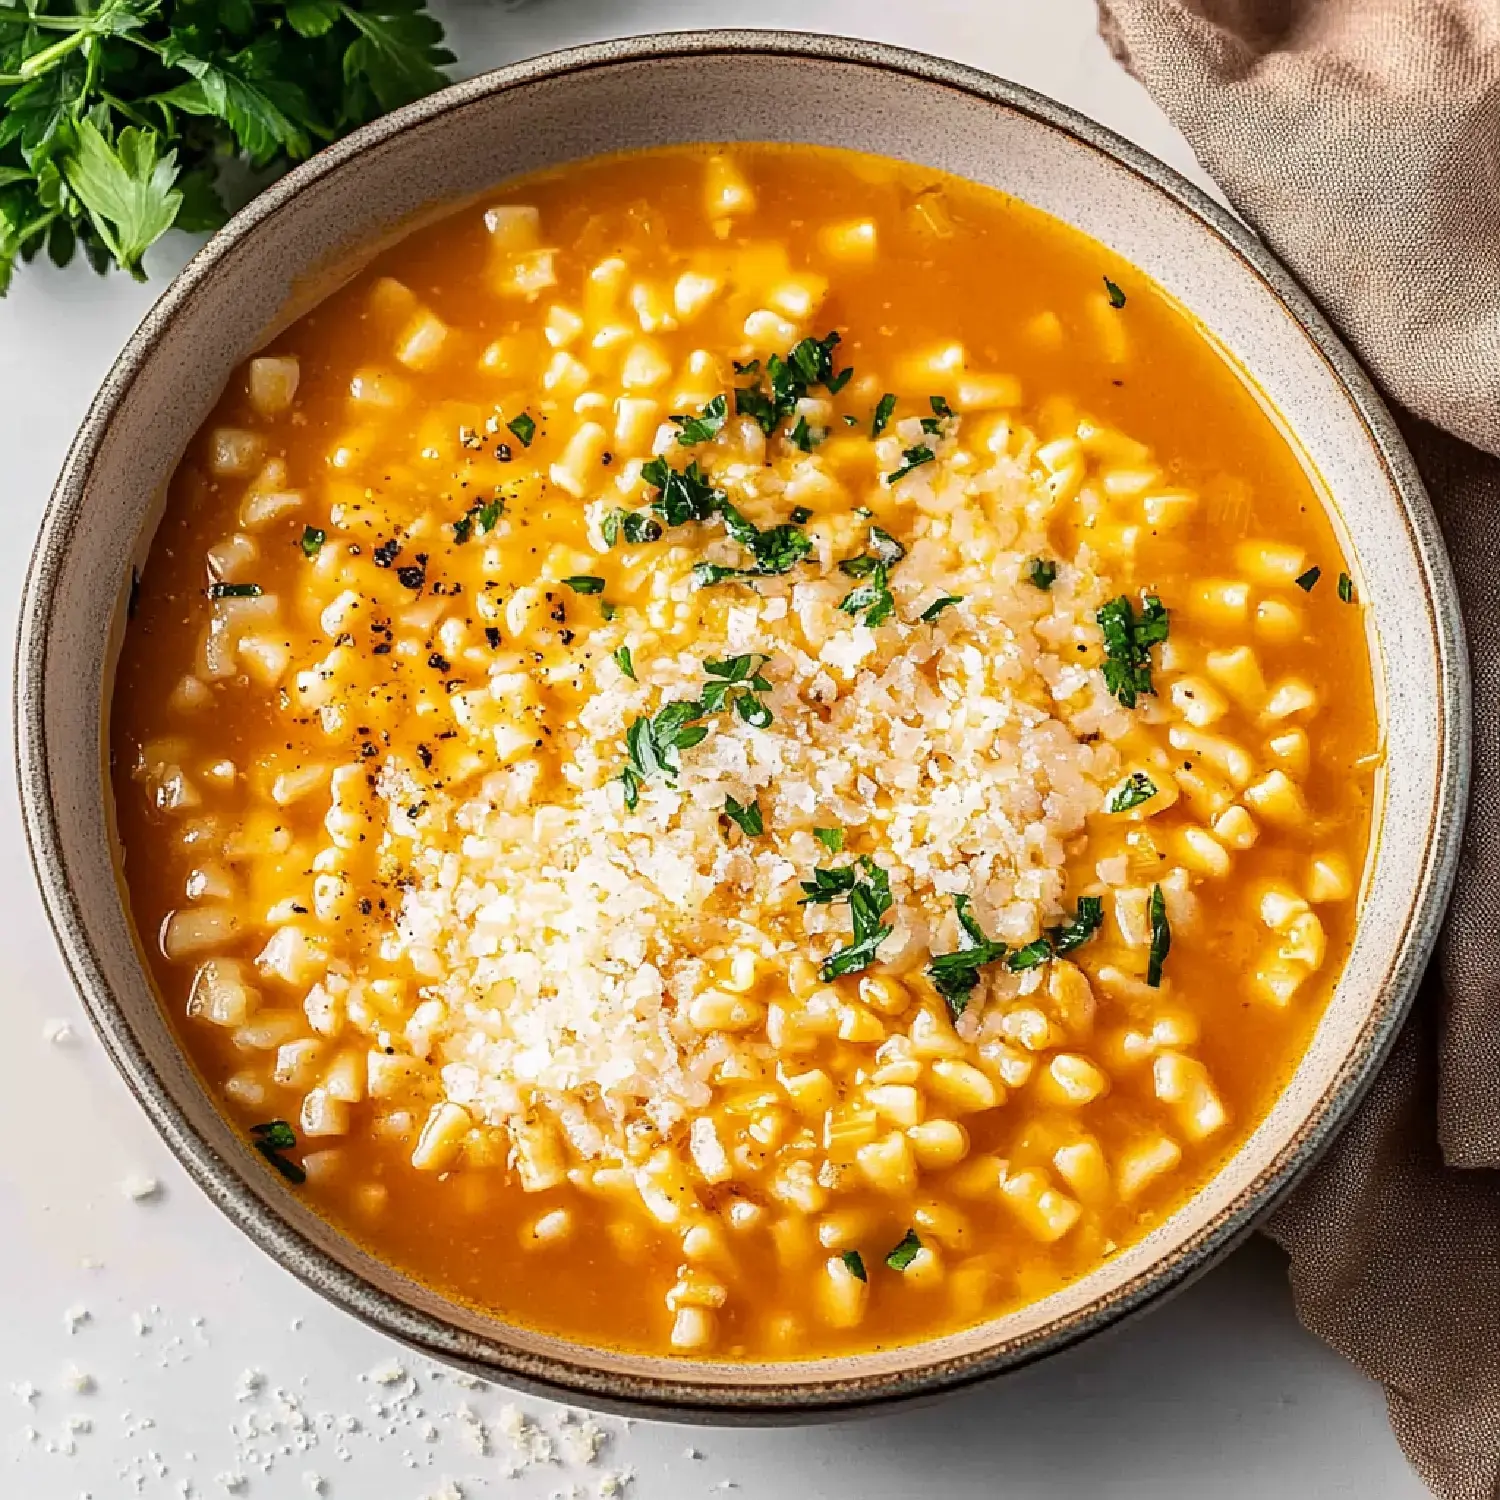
112, 144, 1380, 1359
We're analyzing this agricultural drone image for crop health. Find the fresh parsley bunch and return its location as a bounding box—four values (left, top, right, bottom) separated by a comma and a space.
0, 0, 453, 293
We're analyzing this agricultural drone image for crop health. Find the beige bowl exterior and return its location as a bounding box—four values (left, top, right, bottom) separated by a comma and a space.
14, 32, 1468, 1419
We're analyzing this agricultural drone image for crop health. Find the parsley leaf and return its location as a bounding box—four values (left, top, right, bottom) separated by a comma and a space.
61, 121, 182, 280
1027, 557, 1057, 591
506, 411, 536, 447
885, 1229, 922, 1271
208, 581, 262, 599
886, 444, 935, 485
1104, 276, 1127, 308
643, 457, 721, 527
1097, 594, 1169, 708
871, 392, 897, 437
613, 644, 635, 680
813, 826, 844, 853
671, 393, 727, 446
841, 1249, 867, 1281
723, 796, 764, 837
921, 595, 962, 622
300, 525, 326, 558
1295, 566, 1321, 592
1338, 571, 1355, 603
1148, 884, 1170, 986
1050, 895, 1105, 955
838, 526, 904, 626
1106, 771, 1158, 812
562, 574, 604, 594
929, 394, 954, 419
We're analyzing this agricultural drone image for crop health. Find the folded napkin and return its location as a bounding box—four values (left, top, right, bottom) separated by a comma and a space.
1094, 2, 1500, 1494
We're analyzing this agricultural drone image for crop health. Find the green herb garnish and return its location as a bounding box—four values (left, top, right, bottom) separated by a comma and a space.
841, 1249, 867, 1282
1050, 896, 1105, 955
801, 856, 893, 981
612, 644, 635, 679
927, 894, 1008, 1017
602, 509, 663, 547
1147, 884, 1170, 987
929, 395, 954, 419
1106, 771, 1158, 813
300, 526, 326, 558
562, 575, 604, 595
1104, 276, 1127, 308
1097, 594, 1169, 708
734, 330, 849, 435
642, 457, 720, 527
885, 1230, 922, 1271
920, 595, 962, 623
813, 826, 845, 854
0, 0, 452, 296
671, 394, 727, 446
250, 1120, 304, 1184
208, 582, 261, 599
789, 415, 822, 451
1338, 571, 1354, 603
507, 411, 536, 447
837, 526, 905, 626
871, 392, 897, 437
886, 444, 935, 485
723, 796, 764, 837
1027, 558, 1057, 591
1295, 566, 1321, 592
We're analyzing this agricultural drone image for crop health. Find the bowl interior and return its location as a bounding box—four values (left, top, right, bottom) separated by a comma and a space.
17, 33, 1466, 1415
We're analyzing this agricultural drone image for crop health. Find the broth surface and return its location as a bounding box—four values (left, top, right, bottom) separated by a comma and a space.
112, 144, 1380, 1359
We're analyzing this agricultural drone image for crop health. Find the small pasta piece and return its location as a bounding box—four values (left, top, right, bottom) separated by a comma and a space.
907, 1118, 969, 1171
1037, 1053, 1110, 1107
1243, 769, 1311, 828
705, 154, 755, 218
1152, 1052, 1229, 1141
411, 1101, 471, 1171
300, 1087, 350, 1139
670, 1306, 716, 1350
1308, 852, 1354, 903
855, 1131, 917, 1195
1204, 646, 1266, 710
247, 356, 299, 417
1000, 1170, 1081, 1243
161, 906, 239, 960
523, 1209, 573, 1247
1116, 1134, 1182, 1201
817, 218, 878, 263
1052, 1139, 1110, 1204
818, 1254, 869, 1329
926, 1059, 999, 1114
1233, 538, 1306, 586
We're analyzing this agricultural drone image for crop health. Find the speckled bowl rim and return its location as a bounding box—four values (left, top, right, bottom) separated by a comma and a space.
15, 29, 1469, 1420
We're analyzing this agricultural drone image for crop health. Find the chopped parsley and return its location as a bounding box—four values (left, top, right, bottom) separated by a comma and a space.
642, 458, 811, 583
562, 575, 604, 594
1027, 558, 1058, 591
928, 893, 1105, 1016
602, 509, 663, 547
1338, 571, 1355, 603
600, 601, 617, 621
734, 330, 851, 435
618, 701, 711, 810
1106, 771, 1158, 813
671, 394, 728, 446
613, 645, 635, 680
1050, 896, 1106, 955
789, 506, 813, 525
838, 526, 906, 627
700, 653, 775, 728
789, 415, 822, 452
929, 394, 954, 419
454, 496, 503, 543
300, 526, 325, 559
207, 582, 261, 599
921, 595, 963, 622
886, 444, 936, 485
927, 894, 1008, 1016
813, 826, 845, 854
841, 1250, 868, 1282
1097, 594, 1169, 708
249, 1120, 304, 1185
723, 796, 764, 837
885, 1229, 922, 1271
1147, 884, 1170, 987
506, 411, 536, 447
1104, 276, 1127, 308
1294, 566, 1321, 592
871, 392, 897, 437
801, 856, 893, 981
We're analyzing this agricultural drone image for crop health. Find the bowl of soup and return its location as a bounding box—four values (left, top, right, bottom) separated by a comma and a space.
17, 31, 1468, 1415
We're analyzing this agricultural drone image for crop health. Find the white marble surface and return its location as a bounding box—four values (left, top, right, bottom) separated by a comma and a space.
0, 1, 1427, 1495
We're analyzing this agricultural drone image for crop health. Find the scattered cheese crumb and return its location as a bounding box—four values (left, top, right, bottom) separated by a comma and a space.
42, 1017, 77, 1044
63, 1304, 90, 1334
64, 1365, 95, 1394
121, 1173, 162, 1202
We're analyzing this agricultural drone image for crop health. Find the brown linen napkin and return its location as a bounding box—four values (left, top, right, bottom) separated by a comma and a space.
1092, 2, 1500, 1494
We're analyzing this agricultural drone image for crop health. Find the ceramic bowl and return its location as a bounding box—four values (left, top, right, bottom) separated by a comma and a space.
15, 30, 1469, 1419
